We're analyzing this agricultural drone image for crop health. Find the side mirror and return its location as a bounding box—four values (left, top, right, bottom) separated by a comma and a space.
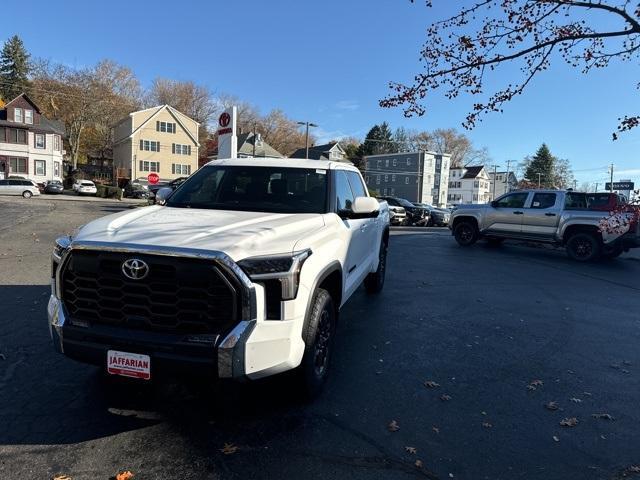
348, 196, 380, 218
155, 187, 173, 205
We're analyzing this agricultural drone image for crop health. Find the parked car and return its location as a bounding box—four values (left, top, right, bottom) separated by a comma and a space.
0, 179, 41, 198
73, 180, 97, 196
389, 206, 408, 225
449, 189, 640, 261
148, 177, 188, 203
413, 202, 451, 226
377, 196, 430, 226
44, 180, 64, 195
123, 181, 150, 199
49, 159, 390, 398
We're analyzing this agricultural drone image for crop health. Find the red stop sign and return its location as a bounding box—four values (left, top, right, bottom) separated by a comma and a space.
147, 173, 160, 184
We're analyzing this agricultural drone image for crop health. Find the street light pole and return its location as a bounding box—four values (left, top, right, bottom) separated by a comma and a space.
297, 121, 319, 158
609, 163, 614, 192
492, 164, 500, 200
537, 173, 542, 188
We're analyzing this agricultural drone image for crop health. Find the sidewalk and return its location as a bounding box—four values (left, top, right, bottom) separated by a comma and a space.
33, 193, 147, 205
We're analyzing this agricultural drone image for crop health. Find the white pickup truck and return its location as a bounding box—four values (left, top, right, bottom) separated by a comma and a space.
48, 159, 390, 397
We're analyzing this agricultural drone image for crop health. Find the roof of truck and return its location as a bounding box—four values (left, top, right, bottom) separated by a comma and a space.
205, 157, 360, 171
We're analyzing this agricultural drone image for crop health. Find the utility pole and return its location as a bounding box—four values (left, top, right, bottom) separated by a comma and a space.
573, 179, 577, 190
492, 164, 499, 200
297, 121, 319, 158
609, 163, 614, 192
537, 173, 542, 188
252, 122, 257, 157
505, 160, 513, 193
594, 182, 599, 192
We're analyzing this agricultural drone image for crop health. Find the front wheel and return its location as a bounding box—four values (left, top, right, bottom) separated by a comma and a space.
454, 221, 479, 246
566, 232, 601, 262
295, 289, 336, 399
22, 190, 32, 198
365, 237, 388, 294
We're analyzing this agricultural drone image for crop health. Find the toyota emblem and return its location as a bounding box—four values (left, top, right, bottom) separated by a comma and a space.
122, 258, 149, 280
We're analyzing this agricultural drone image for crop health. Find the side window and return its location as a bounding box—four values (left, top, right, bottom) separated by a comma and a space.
0, 180, 7, 186
530, 193, 556, 209
346, 171, 367, 198
335, 171, 355, 212
494, 192, 528, 208
565, 193, 587, 209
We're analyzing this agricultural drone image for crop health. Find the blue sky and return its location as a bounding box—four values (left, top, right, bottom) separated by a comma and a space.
5, 0, 639, 187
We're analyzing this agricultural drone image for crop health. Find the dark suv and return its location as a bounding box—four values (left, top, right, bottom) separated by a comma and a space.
378, 196, 430, 226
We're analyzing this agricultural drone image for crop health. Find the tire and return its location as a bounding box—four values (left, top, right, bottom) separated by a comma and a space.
295, 289, 336, 399
22, 190, 32, 198
426, 217, 434, 227
486, 237, 504, 247
365, 237, 388, 294
566, 232, 601, 262
454, 220, 479, 246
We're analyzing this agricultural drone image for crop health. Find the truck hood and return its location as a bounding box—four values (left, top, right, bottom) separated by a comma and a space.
73, 206, 326, 261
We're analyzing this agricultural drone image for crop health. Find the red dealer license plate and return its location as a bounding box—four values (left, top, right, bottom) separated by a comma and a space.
107, 350, 151, 380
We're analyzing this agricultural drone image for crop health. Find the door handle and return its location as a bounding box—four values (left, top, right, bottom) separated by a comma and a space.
545, 213, 557, 216
513, 211, 524, 215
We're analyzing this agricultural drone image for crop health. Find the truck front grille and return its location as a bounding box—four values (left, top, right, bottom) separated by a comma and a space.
61, 250, 239, 335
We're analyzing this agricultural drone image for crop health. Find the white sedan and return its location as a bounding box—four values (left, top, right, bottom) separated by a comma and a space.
73, 180, 97, 196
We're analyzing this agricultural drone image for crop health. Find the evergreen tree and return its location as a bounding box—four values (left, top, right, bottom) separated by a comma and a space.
358, 122, 395, 157
0, 35, 30, 101
524, 143, 555, 188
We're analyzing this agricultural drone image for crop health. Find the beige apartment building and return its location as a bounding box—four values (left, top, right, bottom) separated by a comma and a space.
113, 105, 199, 182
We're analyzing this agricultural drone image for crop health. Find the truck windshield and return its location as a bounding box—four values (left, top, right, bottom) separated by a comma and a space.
166, 165, 328, 214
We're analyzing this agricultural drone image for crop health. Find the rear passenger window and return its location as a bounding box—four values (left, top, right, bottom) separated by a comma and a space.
565, 193, 587, 209
530, 193, 556, 209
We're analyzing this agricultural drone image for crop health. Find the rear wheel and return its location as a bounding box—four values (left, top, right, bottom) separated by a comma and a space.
454, 221, 479, 246
365, 237, 388, 294
22, 190, 32, 198
566, 232, 601, 262
295, 289, 336, 399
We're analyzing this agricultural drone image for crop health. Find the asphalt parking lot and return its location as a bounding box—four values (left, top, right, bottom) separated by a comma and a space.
1, 197, 639, 480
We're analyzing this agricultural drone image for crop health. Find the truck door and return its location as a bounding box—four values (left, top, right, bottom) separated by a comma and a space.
484, 192, 530, 234
334, 170, 368, 296
522, 192, 561, 238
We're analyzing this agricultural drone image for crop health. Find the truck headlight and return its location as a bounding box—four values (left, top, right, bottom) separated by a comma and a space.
238, 249, 311, 300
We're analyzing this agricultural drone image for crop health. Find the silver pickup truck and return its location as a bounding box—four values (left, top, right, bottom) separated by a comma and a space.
449, 190, 640, 261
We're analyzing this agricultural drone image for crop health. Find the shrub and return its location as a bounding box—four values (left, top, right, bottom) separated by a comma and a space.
96, 184, 123, 200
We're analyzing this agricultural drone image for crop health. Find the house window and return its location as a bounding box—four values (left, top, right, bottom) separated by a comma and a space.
393, 159, 397, 166
391, 174, 396, 182
172, 143, 191, 155
157, 121, 176, 133
376, 175, 380, 185
139, 161, 160, 172
405, 177, 409, 184
53, 135, 60, 151
24, 109, 33, 124
384, 174, 388, 182
385, 159, 389, 167
35, 134, 45, 149
377, 160, 381, 168
54, 162, 60, 177
34, 160, 46, 176
9, 157, 27, 173
14, 108, 23, 123
7, 128, 27, 144
172, 164, 192, 175
365, 176, 370, 183
140, 140, 160, 152
407, 157, 411, 166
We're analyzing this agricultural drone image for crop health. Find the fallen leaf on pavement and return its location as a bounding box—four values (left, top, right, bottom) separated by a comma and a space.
220, 443, 238, 455
405, 446, 417, 454
388, 420, 400, 432
560, 417, 578, 427
545, 401, 559, 411
530, 379, 543, 387
432, 426, 440, 434
570, 398, 582, 403
527, 385, 537, 391
591, 413, 615, 421
53, 475, 72, 480
583, 392, 592, 396
628, 465, 640, 473
553, 436, 559, 442
482, 422, 492, 428
440, 394, 452, 401
115, 472, 134, 480
415, 459, 423, 468
0, 353, 5, 360
424, 380, 440, 388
